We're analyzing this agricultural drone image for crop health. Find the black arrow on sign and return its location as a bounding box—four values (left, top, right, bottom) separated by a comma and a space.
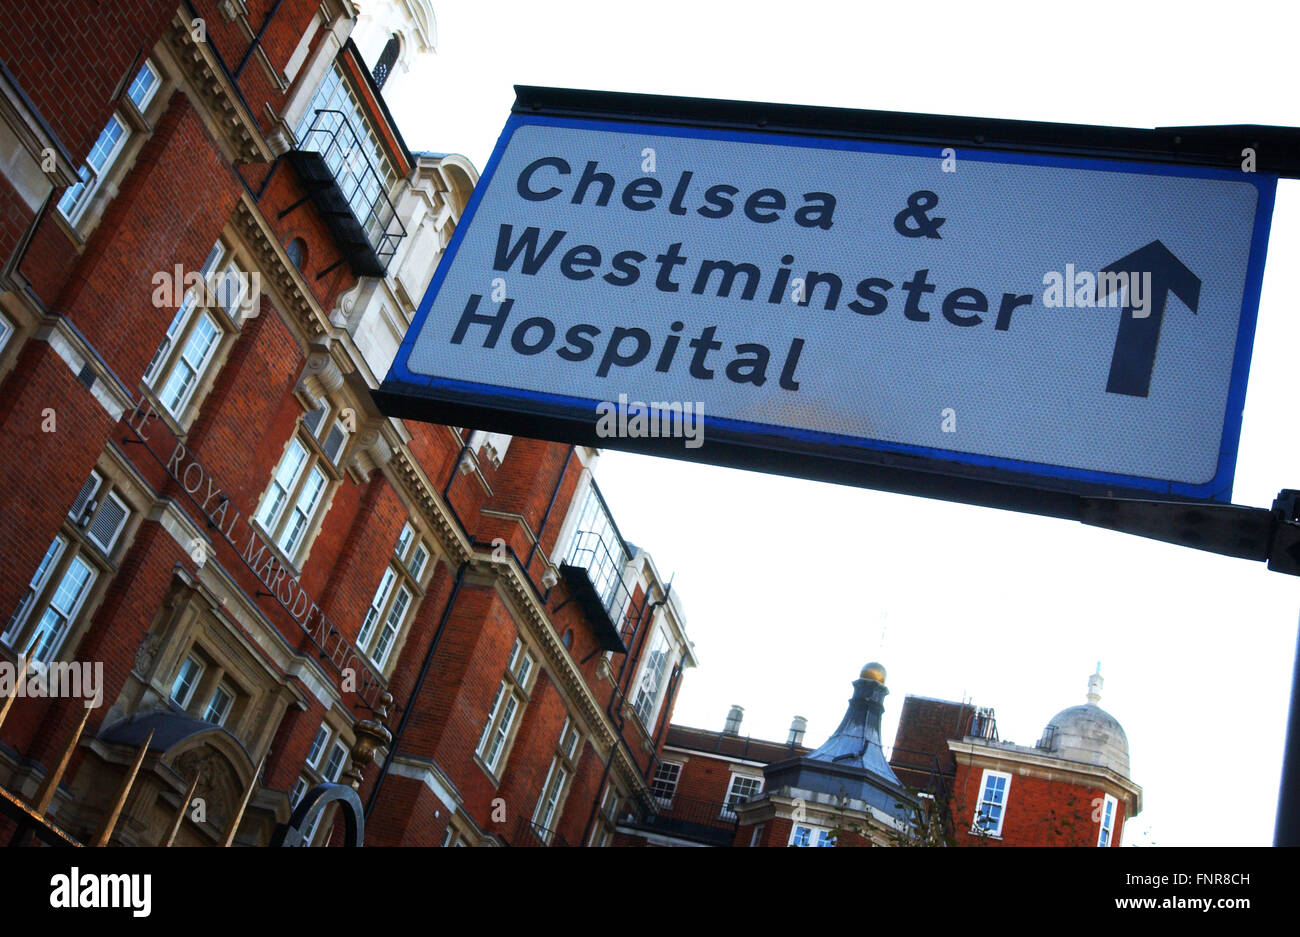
1099, 240, 1201, 398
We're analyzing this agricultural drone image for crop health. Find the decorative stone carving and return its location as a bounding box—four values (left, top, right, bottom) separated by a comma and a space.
302, 351, 344, 394
133, 632, 163, 676
171, 747, 241, 834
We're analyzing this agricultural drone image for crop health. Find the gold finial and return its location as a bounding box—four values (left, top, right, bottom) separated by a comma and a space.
860, 662, 887, 684
343, 692, 394, 789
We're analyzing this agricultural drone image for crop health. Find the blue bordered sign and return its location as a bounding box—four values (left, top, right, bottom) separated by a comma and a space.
376, 90, 1278, 512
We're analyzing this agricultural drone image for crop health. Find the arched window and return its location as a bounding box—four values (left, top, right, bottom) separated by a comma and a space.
562, 629, 573, 650
285, 238, 306, 271
372, 34, 400, 90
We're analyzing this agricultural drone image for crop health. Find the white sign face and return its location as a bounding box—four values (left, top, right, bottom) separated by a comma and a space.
383, 115, 1276, 502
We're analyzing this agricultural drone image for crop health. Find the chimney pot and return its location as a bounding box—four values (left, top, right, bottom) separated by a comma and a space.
723, 705, 744, 736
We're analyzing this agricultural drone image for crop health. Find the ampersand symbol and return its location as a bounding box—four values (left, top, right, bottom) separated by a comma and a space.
893, 190, 946, 239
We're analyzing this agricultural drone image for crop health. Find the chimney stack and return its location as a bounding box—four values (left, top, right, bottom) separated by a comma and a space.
787, 716, 807, 746
723, 705, 744, 736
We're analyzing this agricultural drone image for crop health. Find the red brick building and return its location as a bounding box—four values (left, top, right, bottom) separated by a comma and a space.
897, 670, 1143, 847
621, 665, 1142, 847
0, 0, 698, 848
0, 0, 1142, 851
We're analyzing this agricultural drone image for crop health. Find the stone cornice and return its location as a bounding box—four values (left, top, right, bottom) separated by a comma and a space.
232, 196, 331, 341
385, 447, 472, 565
481, 558, 650, 802
164, 12, 273, 163
948, 739, 1143, 814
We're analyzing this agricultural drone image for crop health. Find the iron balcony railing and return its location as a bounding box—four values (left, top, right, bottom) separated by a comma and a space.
563, 528, 633, 620
619, 793, 739, 847
508, 815, 569, 847
294, 109, 406, 272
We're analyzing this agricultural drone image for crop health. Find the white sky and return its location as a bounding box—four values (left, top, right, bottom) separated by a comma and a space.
385, 0, 1300, 845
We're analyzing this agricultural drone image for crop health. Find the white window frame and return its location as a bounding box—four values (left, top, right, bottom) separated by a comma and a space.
302, 738, 351, 844
86, 490, 130, 554
0, 310, 14, 357
254, 412, 346, 566
305, 725, 329, 769
1097, 793, 1119, 847
721, 773, 763, 819
356, 523, 430, 669
588, 783, 622, 847
145, 240, 245, 421
2, 470, 133, 665
649, 760, 682, 808
203, 681, 236, 726
294, 61, 397, 240
789, 823, 837, 847
57, 60, 161, 225
631, 624, 673, 729
474, 639, 534, 776
57, 113, 129, 224
531, 757, 570, 841
170, 654, 205, 708
290, 776, 308, 808
973, 769, 1012, 837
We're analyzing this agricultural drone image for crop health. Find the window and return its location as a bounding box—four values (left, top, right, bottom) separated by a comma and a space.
144, 240, 251, 419
126, 62, 162, 110
974, 769, 1012, 837
295, 62, 397, 243
789, 824, 836, 847
649, 761, 681, 808
561, 482, 631, 618
203, 682, 235, 726
3, 470, 133, 665
285, 238, 306, 270
589, 784, 622, 847
722, 774, 763, 819
293, 727, 351, 845
475, 639, 534, 776
67, 470, 131, 554
301, 739, 350, 844
372, 34, 400, 89
322, 740, 348, 781
57, 61, 160, 225
1097, 794, 1118, 847
559, 717, 581, 762
0, 311, 14, 357
531, 759, 569, 841
356, 523, 431, 668
170, 655, 204, 707
632, 626, 672, 728
254, 403, 350, 564
300, 397, 352, 466
305, 725, 328, 769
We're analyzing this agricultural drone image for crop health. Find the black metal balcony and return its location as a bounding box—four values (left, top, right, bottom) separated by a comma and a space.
506, 815, 569, 847
559, 528, 632, 654
286, 109, 406, 277
618, 794, 739, 847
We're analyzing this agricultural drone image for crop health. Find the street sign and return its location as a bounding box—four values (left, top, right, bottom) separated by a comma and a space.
375, 89, 1279, 510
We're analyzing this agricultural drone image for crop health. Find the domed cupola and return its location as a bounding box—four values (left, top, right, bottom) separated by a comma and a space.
1037, 668, 1130, 778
